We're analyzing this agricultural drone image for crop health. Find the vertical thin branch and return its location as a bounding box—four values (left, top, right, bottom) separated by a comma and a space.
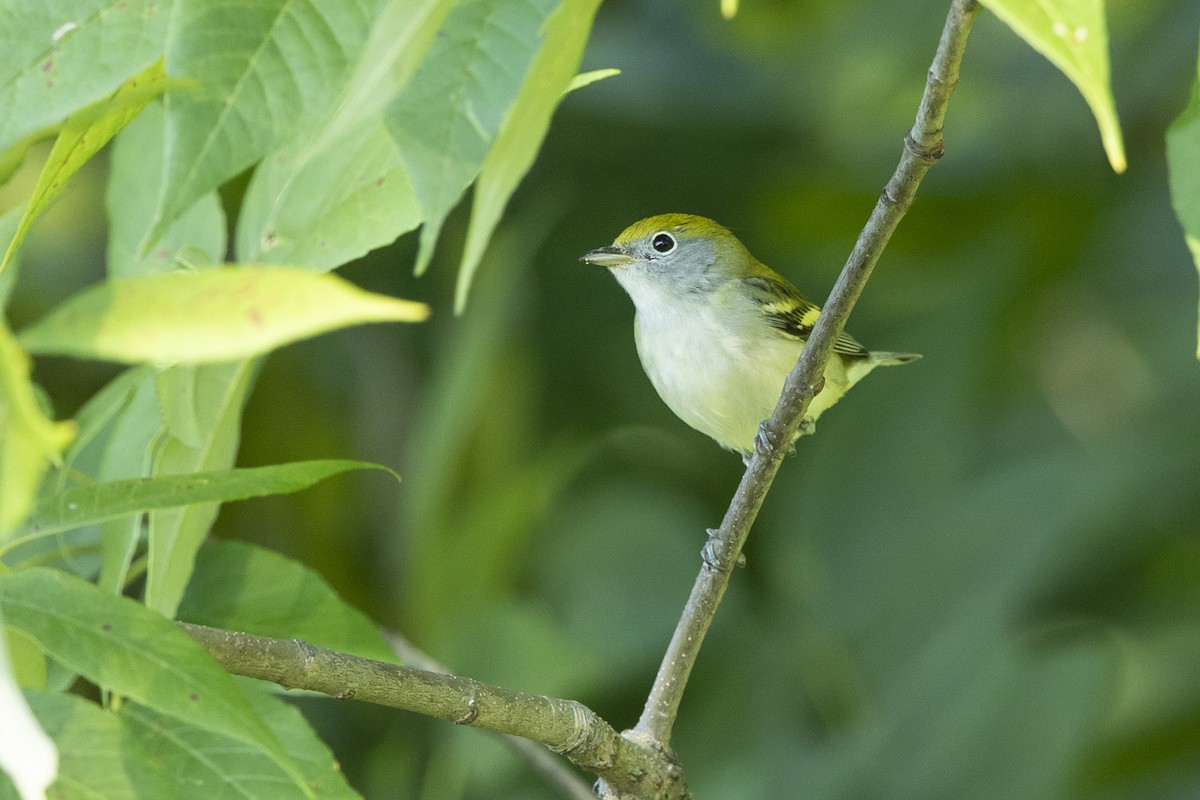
629, 0, 981, 750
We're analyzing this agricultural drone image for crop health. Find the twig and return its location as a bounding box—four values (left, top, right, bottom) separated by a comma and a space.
385, 629, 598, 800
180, 623, 689, 799
627, 0, 982, 751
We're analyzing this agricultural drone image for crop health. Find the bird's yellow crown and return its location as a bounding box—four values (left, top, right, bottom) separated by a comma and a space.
613, 213, 736, 247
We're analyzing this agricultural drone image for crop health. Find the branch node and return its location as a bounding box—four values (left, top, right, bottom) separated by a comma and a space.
454, 695, 480, 725
925, 68, 958, 90
904, 131, 944, 161
295, 638, 319, 675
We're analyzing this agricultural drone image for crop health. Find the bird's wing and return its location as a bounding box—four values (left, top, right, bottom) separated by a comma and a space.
739, 274, 869, 357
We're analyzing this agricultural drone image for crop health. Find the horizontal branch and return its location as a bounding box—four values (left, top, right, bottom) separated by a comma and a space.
181, 623, 689, 799
384, 629, 597, 800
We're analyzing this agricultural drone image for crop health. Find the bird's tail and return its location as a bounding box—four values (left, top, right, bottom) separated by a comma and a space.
867, 351, 922, 366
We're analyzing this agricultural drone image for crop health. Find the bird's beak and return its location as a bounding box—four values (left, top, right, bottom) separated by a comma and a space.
579, 245, 637, 268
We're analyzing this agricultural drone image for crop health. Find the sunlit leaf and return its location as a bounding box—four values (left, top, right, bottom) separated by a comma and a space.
0, 323, 76, 537
181, 539, 398, 662
18, 267, 430, 364
0, 570, 314, 798
0, 0, 168, 158
979, 0, 1125, 172
564, 68, 620, 95
456, 0, 604, 311
1165, 46, 1200, 358
0, 61, 169, 278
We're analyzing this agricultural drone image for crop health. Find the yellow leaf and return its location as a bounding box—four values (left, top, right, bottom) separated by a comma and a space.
19, 267, 430, 364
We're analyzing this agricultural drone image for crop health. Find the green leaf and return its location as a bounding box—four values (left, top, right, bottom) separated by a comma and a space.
455, 0, 604, 311
121, 693, 361, 800
0, 322, 76, 537
386, 0, 559, 276
236, 115, 423, 269
56, 367, 156, 490
145, 361, 253, 618
3, 626, 46, 689
16, 460, 392, 540
0, 568, 314, 798
235, 0, 453, 269
181, 539, 398, 663
11, 687, 362, 800
322, 0, 455, 137
94, 375, 165, 593
104, 94, 241, 618
0, 209, 21, 311
18, 267, 430, 364
38, 367, 166, 592
149, 0, 381, 247
0, 0, 169, 159
564, 67, 620, 95
979, 0, 1125, 172
107, 101, 226, 277
14, 690, 167, 800
1165, 43, 1200, 359
0, 615, 56, 800
0, 61, 169, 279
0, 129, 52, 192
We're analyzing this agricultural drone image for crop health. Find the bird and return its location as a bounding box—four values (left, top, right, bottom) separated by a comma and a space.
580, 213, 920, 460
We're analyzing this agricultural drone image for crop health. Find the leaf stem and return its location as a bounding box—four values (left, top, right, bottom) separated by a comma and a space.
629, 0, 981, 750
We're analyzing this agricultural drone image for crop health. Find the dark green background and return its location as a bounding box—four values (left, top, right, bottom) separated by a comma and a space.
8, 0, 1200, 797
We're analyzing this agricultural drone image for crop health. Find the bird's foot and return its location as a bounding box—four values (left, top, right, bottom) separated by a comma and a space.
754, 423, 779, 458
753, 423, 800, 460
702, 528, 747, 571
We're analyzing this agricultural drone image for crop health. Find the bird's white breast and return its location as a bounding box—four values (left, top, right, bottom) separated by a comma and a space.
631, 297, 802, 453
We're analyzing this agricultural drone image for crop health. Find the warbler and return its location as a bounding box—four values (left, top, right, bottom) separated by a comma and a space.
580, 214, 919, 459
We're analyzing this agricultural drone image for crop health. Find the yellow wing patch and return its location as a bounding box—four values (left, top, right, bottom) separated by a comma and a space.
741, 274, 868, 357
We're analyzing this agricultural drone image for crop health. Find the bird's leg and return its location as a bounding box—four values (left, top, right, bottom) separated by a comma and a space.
702, 528, 747, 571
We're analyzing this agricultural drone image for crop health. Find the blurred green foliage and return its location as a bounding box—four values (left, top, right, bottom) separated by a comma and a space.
4, 0, 1200, 798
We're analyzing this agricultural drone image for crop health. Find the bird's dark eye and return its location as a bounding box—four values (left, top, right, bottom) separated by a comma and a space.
651, 232, 677, 254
